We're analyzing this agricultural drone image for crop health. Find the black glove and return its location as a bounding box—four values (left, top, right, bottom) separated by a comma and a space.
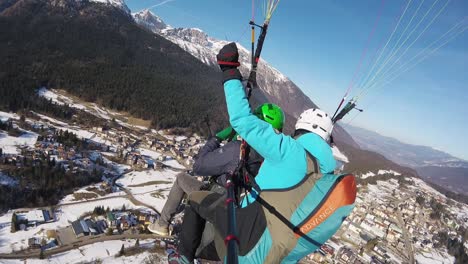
217, 42, 242, 83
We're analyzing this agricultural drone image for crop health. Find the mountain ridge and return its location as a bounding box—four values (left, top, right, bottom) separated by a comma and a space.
342, 123, 468, 168
343, 123, 468, 195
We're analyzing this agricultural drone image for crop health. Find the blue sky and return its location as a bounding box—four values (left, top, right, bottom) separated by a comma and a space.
126, 0, 468, 160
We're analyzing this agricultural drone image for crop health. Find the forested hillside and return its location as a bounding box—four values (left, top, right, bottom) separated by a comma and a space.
0, 0, 227, 135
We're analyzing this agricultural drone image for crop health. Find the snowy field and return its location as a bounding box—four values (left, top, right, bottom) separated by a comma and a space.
37, 88, 150, 130
116, 170, 178, 212
37, 88, 86, 111
0, 111, 20, 122
0, 112, 38, 155
162, 159, 186, 169
377, 169, 401, 176
361, 172, 376, 179
0, 131, 38, 155
139, 148, 161, 160
0, 239, 164, 264
59, 183, 125, 204
155, 130, 187, 142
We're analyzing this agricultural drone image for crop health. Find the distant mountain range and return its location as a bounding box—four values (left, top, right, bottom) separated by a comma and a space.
343, 124, 468, 194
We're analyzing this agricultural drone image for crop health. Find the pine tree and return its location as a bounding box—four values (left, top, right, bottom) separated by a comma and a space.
106, 227, 114, 236
11, 213, 17, 233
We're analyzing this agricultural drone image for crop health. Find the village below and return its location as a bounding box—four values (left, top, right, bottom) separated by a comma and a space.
0, 88, 465, 264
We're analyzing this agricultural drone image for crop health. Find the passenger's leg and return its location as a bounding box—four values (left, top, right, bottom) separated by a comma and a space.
178, 191, 225, 261
159, 172, 203, 227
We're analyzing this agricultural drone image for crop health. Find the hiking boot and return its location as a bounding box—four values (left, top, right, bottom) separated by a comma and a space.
148, 221, 169, 236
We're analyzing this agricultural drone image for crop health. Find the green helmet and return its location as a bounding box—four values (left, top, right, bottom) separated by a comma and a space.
254, 103, 285, 131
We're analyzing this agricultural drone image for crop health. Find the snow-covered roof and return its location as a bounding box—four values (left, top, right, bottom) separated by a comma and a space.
17, 210, 45, 223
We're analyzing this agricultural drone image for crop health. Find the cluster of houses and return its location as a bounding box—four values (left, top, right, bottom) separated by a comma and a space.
0, 127, 107, 175
311, 177, 468, 264
71, 210, 158, 238
121, 138, 202, 170
335, 247, 367, 264
336, 195, 409, 262
89, 125, 203, 168
28, 230, 58, 250
138, 135, 202, 167
400, 190, 465, 252
303, 244, 337, 263
124, 151, 159, 169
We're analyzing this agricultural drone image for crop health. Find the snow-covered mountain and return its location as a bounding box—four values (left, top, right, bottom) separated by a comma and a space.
88, 0, 130, 14
133, 9, 315, 119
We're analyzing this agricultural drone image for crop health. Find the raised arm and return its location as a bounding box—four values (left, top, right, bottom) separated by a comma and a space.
216, 43, 298, 162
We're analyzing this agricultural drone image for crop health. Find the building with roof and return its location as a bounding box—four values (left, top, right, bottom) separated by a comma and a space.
107, 212, 117, 228
72, 220, 90, 238
16, 209, 52, 227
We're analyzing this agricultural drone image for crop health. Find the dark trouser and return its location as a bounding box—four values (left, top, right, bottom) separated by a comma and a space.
158, 172, 203, 227
178, 191, 266, 262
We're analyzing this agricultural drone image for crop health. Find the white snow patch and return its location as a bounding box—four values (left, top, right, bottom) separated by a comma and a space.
0, 111, 20, 122
377, 169, 401, 176
91, 104, 112, 120
415, 250, 454, 264
34, 112, 69, 126
139, 148, 162, 160
89, 0, 130, 13
163, 159, 186, 169
361, 171, 376, 179
117, 170, 176, 189
0, 130, 38, 155
117, 170, 178, 212
175, 136, 187, 142
37, 88, 86, 110
37, 87, 59, 102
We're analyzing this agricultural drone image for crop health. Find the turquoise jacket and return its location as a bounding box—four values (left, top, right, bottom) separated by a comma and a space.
224, 79, 354, 263
224, 79, 336, 190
